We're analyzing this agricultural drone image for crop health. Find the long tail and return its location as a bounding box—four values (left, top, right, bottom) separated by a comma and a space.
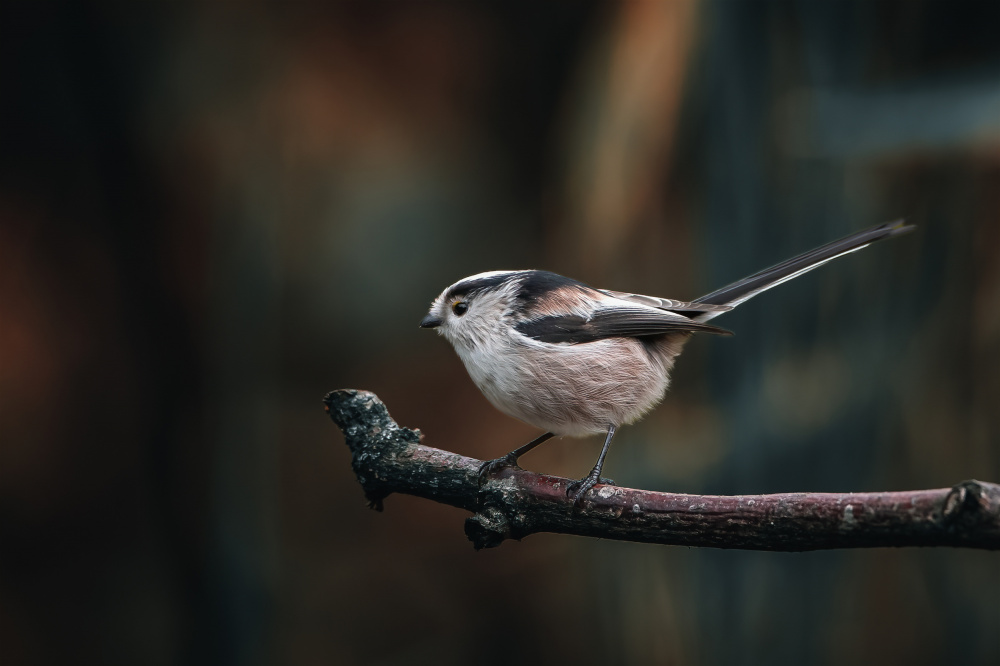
692, 220, 914, 322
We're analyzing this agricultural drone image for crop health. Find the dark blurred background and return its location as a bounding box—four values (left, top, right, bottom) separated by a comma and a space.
1, 1, 999, 664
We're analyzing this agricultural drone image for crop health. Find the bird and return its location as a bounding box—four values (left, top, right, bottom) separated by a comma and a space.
419, 220, 914, 503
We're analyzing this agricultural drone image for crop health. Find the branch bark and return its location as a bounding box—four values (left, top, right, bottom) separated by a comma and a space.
324, 389, 1000, 551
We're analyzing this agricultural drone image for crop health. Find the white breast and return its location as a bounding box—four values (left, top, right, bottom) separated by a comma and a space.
454, 328, 686, 437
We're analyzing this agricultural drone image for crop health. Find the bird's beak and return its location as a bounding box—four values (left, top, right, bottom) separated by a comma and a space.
420, 314, 442, 329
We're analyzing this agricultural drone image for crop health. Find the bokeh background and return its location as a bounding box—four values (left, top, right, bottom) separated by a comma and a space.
2, 1, 999, 664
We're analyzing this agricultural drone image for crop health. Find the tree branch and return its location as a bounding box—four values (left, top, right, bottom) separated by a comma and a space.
324, 389, 1000, 551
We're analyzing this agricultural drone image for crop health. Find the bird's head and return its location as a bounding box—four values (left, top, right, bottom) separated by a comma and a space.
420, 271, 524, 348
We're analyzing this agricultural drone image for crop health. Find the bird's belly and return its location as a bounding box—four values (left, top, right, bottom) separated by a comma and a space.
458, 336, 682, 437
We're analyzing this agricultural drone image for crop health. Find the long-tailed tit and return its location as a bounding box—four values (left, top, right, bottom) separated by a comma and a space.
420, 220, 913, 503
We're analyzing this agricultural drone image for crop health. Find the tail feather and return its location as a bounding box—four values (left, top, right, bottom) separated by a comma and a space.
692, 220, 913, 321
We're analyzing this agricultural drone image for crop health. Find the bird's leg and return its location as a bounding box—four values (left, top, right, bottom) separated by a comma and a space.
567, 424, 617, 505
477, 432, 555, 486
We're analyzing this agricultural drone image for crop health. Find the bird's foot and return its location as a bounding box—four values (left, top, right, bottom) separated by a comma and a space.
477, 453, 521, 487
566, 474, 615, 506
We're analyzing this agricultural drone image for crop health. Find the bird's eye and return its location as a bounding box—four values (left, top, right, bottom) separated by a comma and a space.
452, 301, 469, 316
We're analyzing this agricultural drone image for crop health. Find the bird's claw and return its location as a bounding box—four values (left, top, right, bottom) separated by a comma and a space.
566, 475, 615, 506
477, 453, 520, 487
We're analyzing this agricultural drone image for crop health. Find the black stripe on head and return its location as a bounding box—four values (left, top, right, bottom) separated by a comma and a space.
445, 273, 518, 301
445, 270, 591, 303
513, 270, 592, 303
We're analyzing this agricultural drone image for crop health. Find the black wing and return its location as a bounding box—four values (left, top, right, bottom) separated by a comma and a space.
599, 289, 734, 314
515, 307, 732, 344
